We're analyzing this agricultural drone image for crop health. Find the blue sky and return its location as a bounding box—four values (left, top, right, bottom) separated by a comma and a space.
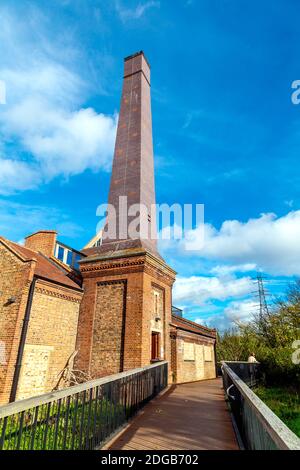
1, 0, 300, 329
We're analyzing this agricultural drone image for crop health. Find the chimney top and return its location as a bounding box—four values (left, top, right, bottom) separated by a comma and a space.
24, 230, 57, 258
124, 51, 150, 68
25, 230, 57, 239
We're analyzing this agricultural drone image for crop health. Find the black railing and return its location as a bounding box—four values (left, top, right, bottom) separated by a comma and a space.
221, 361, 261, 388
0, 361, 168, 450
222, 363, 300, 450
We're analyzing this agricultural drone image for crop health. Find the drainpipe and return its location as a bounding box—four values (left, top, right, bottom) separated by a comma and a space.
214, 334, 218, 378
9, 276, 37, 402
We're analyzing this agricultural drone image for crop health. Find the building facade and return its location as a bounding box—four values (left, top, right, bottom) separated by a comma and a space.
170, 315, 216, 383
0, 235, 82, 404
0, 52, 216, 404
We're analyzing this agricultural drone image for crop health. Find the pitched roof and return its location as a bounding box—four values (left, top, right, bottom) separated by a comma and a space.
171, 314, 216, 339
3, 238, 82, 291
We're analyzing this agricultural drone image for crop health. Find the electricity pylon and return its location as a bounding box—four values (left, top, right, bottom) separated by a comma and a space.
256, 272, 270, 329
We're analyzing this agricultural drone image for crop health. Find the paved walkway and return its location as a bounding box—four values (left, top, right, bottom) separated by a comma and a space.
108, 378, 239, 450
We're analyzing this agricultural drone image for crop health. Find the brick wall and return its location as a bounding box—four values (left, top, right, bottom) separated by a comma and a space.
89, 280, 126, 378
149, 285, 165, 359
16, 279, 82, 400
172, 329, 216, 383
140, 273, 172, 374
25, 231, 57, 257
75, 250, 176, 379
0, 241, 34, 404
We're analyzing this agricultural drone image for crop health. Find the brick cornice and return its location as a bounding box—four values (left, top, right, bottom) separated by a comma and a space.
97, 279, 127, 286
80, 249, 176, 284
176, 332, 215, 345
35, 278, 82, 302
144, 263, 175, 286
35, 286, 81, 303
80, 257, 145, 274
171, 315, 216, 339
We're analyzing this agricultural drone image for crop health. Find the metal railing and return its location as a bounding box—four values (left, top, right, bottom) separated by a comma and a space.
222, 362, 300, 450
0, 361, 168, 450
221, 361, 261, 388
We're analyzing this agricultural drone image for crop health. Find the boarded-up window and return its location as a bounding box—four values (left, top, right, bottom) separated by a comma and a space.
16, 344, 53, 400
183, 342, 195, 361
204, 345, 213, 361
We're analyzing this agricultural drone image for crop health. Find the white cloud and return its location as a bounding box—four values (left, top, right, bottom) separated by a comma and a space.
223, 300, 258, 323
0, 159, 40, 195
211, 263, 256, 276
0, 80, 6, 104
2, 95, 117, 180
115, 1, 160, 21
173, 274, 253, 307
161, 211, 300, 276
0, 7, 117, 194
193, 300, 258, 331
200, 211, 300, 275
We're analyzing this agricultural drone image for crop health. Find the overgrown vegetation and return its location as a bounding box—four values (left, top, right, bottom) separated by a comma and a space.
217, 280, 300, 388
0, 397, 127, 450
217, 280, 300, 436
254, 386, 300, 438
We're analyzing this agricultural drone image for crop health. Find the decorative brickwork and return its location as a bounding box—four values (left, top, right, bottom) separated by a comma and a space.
89, 280, 126, 378
75, 250, 176, 380
35, 285, 81, 303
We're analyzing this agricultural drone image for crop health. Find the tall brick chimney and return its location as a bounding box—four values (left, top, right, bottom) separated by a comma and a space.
24, 230, 57, 258
100, 51, 158, 255
75, 53, 176, 381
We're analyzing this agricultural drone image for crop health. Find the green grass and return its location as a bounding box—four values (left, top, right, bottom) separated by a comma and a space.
254, 385, 300, 438
0, 397, 129, 450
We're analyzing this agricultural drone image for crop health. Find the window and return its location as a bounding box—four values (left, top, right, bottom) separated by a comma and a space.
66, 250, 73, 266
151, 332, 160, 361
183, 342, 195, 361
204, 345, 213, 362
57, 245, 64, 262
73, 253, 81, 270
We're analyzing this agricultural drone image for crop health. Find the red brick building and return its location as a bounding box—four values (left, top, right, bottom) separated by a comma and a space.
0, 52, 216, 404
0, 233, 82, 404
170, 315, 216, 383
